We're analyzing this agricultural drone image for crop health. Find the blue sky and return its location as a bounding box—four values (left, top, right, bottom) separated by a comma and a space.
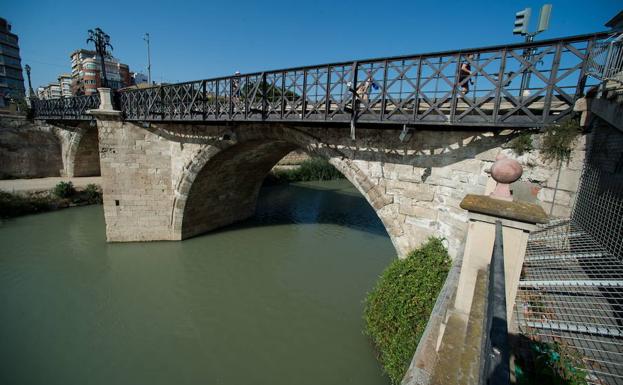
4, 0, 621, 89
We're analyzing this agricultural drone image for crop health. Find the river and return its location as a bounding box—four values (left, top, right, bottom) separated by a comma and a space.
0, 179, 395, 385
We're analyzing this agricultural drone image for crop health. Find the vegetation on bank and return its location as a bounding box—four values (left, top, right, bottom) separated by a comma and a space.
540, 118, 581, 164
363, 238, 451, 384
508, 131, 535, 155
266, 157, 344, 183
507, 118, 581, 161
515, 339, 588, 385
0, 182, 102, 219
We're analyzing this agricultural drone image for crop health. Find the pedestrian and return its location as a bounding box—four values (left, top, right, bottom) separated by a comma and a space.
356, 73, 379, 104
232, 71, 241, 106
459, 54, 474, 94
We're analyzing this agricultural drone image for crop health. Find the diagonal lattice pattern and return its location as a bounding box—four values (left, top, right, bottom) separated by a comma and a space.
34, 32, 609, 127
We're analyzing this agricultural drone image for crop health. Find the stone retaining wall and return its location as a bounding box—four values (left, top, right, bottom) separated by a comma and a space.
0, 115, 62, 178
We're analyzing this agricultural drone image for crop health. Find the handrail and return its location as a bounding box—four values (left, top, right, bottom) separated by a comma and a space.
480, 220, 510, 385
121, 31, 611, 89
586, 32, 623, 84
33, 32, 609, 127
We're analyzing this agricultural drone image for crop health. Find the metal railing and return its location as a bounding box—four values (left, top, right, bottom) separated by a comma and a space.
31, 94, 100, 120
481, 220, 511, 385
586, 32, 623, 84
33, 32, 609, 128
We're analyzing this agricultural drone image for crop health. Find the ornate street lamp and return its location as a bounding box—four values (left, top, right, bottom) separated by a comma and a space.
87, 28, 113, 88
24, 64, 35, 98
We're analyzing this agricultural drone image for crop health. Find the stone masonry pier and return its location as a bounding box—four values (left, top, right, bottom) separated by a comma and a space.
92, 105, 582, 258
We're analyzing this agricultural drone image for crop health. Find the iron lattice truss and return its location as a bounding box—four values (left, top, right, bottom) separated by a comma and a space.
515, 122, 623, 385
31, 94, 100, 121
34, 32, 609, 128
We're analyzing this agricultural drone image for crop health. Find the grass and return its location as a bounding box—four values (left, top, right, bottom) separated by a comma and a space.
363, 238, 451, 384
267, 157, 344, 183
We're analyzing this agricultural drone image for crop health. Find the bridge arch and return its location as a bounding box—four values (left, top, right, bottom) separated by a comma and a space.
62, 127, 101, 177
170, 126, 403, 253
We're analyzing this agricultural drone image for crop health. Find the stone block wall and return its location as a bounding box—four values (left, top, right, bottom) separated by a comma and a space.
276, 149, 311, 165
97, 116, 177, 241
72, 128, 101, 177
0, 116, 62, 178
95, 119, 586, 259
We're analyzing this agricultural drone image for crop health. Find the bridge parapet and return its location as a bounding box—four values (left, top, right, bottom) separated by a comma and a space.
31, 94, 100, 121
33, 32, 609, 129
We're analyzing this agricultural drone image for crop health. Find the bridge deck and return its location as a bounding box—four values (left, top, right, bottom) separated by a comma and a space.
33, 31, 610, 128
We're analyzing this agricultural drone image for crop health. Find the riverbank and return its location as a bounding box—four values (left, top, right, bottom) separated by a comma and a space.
0, 176, 102, 193
266, 157, 343, 184
0, 179, 102, 218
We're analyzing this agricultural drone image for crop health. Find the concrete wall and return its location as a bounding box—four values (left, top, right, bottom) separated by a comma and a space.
95, 117, 587, 258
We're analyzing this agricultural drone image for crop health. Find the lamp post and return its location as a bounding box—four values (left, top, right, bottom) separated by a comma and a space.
87, 28, 113, 88
144, 33, 152, 85
24, 64, 34, 98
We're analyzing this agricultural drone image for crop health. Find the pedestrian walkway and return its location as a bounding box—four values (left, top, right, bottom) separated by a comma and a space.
0, 177, 101, 193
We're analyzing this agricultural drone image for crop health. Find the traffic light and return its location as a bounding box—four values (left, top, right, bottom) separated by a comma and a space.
513, 8, 532, 35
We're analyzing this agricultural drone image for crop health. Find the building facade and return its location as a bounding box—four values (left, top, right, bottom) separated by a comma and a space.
0, 18, 25, 106
58, 74, 72, 97
70, 49, 132, 95
37, 83, 62, 99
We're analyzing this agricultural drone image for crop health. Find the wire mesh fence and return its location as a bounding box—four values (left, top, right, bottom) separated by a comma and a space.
515, 120, 623, 384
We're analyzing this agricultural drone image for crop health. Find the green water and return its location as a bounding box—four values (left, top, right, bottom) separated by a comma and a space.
0, 180, 395, 385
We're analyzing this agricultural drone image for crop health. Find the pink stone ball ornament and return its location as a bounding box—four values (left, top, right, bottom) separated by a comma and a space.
490, 157, 523, 201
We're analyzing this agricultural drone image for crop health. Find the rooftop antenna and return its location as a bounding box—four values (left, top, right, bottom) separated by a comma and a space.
513, 4, 553, 96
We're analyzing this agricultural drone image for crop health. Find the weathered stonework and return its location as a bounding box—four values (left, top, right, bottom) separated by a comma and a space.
94, 116, 584, 258
53, 122, 101, 177
0, 116, 62, 178
0, 116, 101, 179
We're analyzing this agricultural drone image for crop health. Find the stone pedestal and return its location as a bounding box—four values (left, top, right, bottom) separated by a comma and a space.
455, 194, 548, 323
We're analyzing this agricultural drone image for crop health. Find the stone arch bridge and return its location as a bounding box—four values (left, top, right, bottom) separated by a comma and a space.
32, 32, 606, 257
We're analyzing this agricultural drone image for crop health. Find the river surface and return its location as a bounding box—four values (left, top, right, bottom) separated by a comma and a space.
0, 180, 395, 385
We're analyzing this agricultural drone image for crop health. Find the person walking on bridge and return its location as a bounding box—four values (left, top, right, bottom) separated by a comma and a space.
356, 73, 379, 105
459, 54, 474, 95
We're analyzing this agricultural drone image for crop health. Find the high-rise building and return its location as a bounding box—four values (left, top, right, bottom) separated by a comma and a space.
70, 49, 132, 95
0, 18, 25, 107
58, 74, 72, 97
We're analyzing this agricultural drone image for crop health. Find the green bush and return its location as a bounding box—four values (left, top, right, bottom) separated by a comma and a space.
269, 157, 344, 183
83, 184, 102, 204
53, 181, 75, 198
541, 118, 581, 164
364, 238, 451, 384
508, 132, 534, 155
